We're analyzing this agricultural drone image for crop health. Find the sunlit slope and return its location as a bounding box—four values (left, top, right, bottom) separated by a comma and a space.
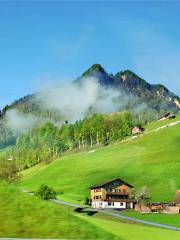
0, 181, 114, 239
21, 123, 180, 202
1, 181, 180, 240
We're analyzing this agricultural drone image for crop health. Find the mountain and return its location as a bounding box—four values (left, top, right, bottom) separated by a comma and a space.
114, 70, 180, 110
0, 63, 179, 149
1, 64, 179, 118
77, 64, 180, 111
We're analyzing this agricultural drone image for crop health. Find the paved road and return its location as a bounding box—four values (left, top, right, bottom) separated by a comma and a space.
51, 198, 84, 208
97, 210, 180, 231
21, 189, 180, 231
49, 198, 180, 231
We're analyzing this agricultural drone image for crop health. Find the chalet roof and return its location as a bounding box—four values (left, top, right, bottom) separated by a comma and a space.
158, 112, 170, 120
131, 126, 145, 130
90, 178, 134, 189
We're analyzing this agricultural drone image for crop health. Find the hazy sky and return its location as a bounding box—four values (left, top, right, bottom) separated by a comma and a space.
0, 1, 180, 109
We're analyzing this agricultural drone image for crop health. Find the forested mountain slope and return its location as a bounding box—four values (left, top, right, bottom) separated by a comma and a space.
1, 64, 179, 117
0, 64, 179, 149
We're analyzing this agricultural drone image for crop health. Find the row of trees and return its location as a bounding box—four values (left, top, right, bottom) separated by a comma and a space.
0, 122, 16, 148
1, 111, 135, 170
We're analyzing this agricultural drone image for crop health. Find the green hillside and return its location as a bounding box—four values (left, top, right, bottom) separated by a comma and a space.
21, 119, 180, 203
1, 181, 180, 240
0, 181, 114, 239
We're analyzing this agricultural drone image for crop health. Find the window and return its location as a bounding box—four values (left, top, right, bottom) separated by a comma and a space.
107, 202, 114, 206
94, 189, 101, 193
112, 181, 119, 186
106, 188, 112, 192
115, 189, 120, 192
120, 202, 124, 206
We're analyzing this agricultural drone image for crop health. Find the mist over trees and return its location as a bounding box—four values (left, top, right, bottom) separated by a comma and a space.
0, 112, 135, 171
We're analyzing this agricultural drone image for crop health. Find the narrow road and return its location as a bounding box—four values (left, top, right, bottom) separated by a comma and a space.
21, 189, 180, 231
49, 198, 180, 231
51, 199, 84, 208
96, 210, 180, 231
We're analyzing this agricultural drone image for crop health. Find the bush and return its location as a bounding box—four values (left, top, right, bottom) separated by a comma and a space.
35, 184, 57, 200
84, 196, 91, 205
0, 161, 21, 183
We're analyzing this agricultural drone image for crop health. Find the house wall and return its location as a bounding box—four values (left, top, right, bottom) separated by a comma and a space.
135, 204, 151, 213
159, 117, 167, 121
92, 201, 128, 209
135, 204, 180, 214
163, 206, 180, 214
91, 187, 107, 201
116, 184, 131, 193
132, 127, 140, 134
174, 190, 180, 203
91, 185, 131, 201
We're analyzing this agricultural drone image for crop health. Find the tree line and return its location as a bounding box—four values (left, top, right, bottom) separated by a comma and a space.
0, 111, 135, 175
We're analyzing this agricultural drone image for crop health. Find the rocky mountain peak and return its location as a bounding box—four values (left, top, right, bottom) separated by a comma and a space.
82, 63, 106, 77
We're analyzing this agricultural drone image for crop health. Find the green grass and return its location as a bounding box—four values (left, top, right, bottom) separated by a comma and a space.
82, 213, 180, 240
0, 181, 115, 239
145, 115, 180, 131
121, 209, 180, 228
21, 122, 180, 204
19, 119, 180, 230
1, 181, 180, 240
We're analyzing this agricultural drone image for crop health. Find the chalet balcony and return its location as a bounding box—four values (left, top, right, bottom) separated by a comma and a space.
106, 191, 129, 195
103, 198, 133, 203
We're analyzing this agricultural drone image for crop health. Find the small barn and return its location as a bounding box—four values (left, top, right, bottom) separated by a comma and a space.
135, 190, 180, 214
131, 126, 144, 135
174, 190, 180, 203
158, 112, 175, 121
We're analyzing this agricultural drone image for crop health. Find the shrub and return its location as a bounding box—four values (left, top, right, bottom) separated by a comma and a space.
0, 161, 21, 183
84, 196, 91, 205
36, 184, 57, 200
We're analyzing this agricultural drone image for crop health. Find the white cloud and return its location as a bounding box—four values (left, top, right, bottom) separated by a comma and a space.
35, 77, 121, 122
5, 109, 41, 134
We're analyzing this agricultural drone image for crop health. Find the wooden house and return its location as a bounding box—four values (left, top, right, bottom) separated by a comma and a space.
158, 112, 175, 121
131, 126, 144, 135
174, 190, 180, 203
135, 203, 180, 214
90, 178, 134, 209
135, 190, 180, 214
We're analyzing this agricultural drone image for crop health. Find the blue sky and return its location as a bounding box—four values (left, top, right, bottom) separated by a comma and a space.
0, 1, 180, 109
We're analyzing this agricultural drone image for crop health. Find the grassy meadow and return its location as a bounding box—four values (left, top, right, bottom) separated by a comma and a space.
21, 119, 180, 204
0, 181, 114, 239
121, 209, 180, 228
1, 181, 180, 239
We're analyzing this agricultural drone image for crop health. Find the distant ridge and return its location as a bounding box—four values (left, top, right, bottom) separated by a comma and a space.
1, 63, 180, 117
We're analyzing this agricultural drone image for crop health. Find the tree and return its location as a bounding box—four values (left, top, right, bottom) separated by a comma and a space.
84, 196, 91, 205
0, 161, 21, 183
6, 111, 136, 170
135, 186, 150, 205
35, 184, 57, 200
